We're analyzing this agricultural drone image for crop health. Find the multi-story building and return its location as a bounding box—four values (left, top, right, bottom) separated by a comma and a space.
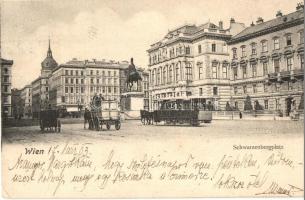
147, 20, 245, 111
48, 58, 149, 113
227, 4, 304, 115
11, 88, 23, 118
1, 58, 13, 117
20, 85, 32, 117
31, 40, 58, 117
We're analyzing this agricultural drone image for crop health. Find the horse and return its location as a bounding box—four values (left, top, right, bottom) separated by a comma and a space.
126, 58, 142, 91
140, 110, 154, 125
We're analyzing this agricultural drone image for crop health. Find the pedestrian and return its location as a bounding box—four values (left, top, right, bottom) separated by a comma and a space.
239, 111, 243, 119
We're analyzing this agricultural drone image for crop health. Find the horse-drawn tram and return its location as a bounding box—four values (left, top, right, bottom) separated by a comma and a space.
86, 97, 121, 131
39, 109, 61, 132
141, 100, 212, 126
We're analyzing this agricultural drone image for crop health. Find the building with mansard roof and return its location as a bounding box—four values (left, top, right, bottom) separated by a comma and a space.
227, 3, 304, 115
147, 20, 245, 111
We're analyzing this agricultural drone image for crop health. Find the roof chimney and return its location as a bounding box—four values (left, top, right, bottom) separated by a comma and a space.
230, 18, 235, 24
218, 21, 223, 30
276, 10, 283, 17
256, 17, 264, 24
250, 21, 255, 26
296, 2, 304, 11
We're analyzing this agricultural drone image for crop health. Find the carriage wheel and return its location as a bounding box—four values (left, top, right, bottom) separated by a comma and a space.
115, 121, 121, 130
106, 123, 111, 130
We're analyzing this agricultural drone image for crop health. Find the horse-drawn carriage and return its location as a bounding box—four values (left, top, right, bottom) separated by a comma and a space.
39, 109, 61, 132
86, 98, 121, 131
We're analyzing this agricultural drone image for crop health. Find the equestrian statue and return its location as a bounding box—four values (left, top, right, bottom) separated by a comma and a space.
126, 57, 142, 91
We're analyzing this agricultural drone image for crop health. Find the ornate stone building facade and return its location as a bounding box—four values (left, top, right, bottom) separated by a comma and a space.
1, 58, 13, 117
20, 85, 32, 117
147, 21, 245, 111
227, 4, 304, 115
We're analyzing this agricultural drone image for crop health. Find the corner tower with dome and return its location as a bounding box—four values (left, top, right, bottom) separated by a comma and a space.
41, 39, 58, 77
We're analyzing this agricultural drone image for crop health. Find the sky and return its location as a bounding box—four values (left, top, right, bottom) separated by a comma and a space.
1, 0, 301, 89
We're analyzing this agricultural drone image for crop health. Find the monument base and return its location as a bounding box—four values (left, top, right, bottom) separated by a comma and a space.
120, 92, 144, 120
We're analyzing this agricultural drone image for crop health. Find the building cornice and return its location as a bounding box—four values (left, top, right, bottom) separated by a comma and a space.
228, 17, 304, 45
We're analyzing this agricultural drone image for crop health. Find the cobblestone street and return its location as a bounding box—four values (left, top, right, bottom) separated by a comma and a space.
2, 119, 303, 145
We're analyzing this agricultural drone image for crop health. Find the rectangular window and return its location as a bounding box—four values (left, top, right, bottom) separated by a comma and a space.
4, 86, 8, 92
274, 38, 280, 50
213, 87, 218, 96
243, 85, 247, 94
241, 46, 246, 57
65, 78, 68, 84
199, 88, 203, 96
286, 35, 292, 46
286, 57, 292, 71
65, 87, 68, 93
212, 63, 217, 79
264, 84, 268, 92
253, 84, 257, 93
70, 87, 73, 93
262, 41, 268, 52
108, 71, 111, 77
76, 70, 79, 76
233, 67, 238, 80
62, 96, 65, 103
185, 47, 190, 55
198, 45, 202, 54
65, 70, 68, 75
263, 62, 268, 76
90, 70, 93, 75
168, 67, 172, 83
274, 59, 280, 73
175, 66, 179, 82
114, 87, 117, 94
46, 87, 48, 92
251, 44, 256, 55
81, 79, 84, 84
251, 63, 257, 77
199, 66, 203, 80
102, 87, 105, 93
71, 78, 74, 84
76, 79, 79, 84
301, 56, 304, 69
91, 78, 94, 84
232, 48, 237, 59
90, 86, 93, 92
96, 70, 99, 75
70, 70, 73, 76
97, 78, 100, 84
108, 87, 111, 93
222, 65, 227, 79
81, 87, 84, 93
300, 31, 304, 44
212, 44, 216, 52
114, 71, 117, 77
264, 100, 268, 109
234, 87, 238, 95
275, 98, 280, 109
81, 71, 84, 76
76, 87, 79, 93
242, 66, 247, 79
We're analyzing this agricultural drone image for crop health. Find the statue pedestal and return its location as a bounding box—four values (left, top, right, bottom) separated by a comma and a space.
120, 92, 144, 120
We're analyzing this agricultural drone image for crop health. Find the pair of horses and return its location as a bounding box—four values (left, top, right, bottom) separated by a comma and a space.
140, 110, 154, 125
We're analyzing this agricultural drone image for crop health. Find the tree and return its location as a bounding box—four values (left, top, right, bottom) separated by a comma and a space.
244, 95, 253, 111
254, 100, 264, 111
299, 94, 304, 110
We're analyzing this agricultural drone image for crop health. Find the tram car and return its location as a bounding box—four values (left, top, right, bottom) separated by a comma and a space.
39, 110, 61, 132
88, 99, 121, 131
141, 100, 212, 126
153, 109, 212, 126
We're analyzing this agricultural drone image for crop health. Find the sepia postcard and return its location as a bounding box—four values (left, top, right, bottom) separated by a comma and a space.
1, 0, 304, 198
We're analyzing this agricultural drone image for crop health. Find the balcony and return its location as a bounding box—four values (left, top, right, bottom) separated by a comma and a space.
266, 69, 304, 84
